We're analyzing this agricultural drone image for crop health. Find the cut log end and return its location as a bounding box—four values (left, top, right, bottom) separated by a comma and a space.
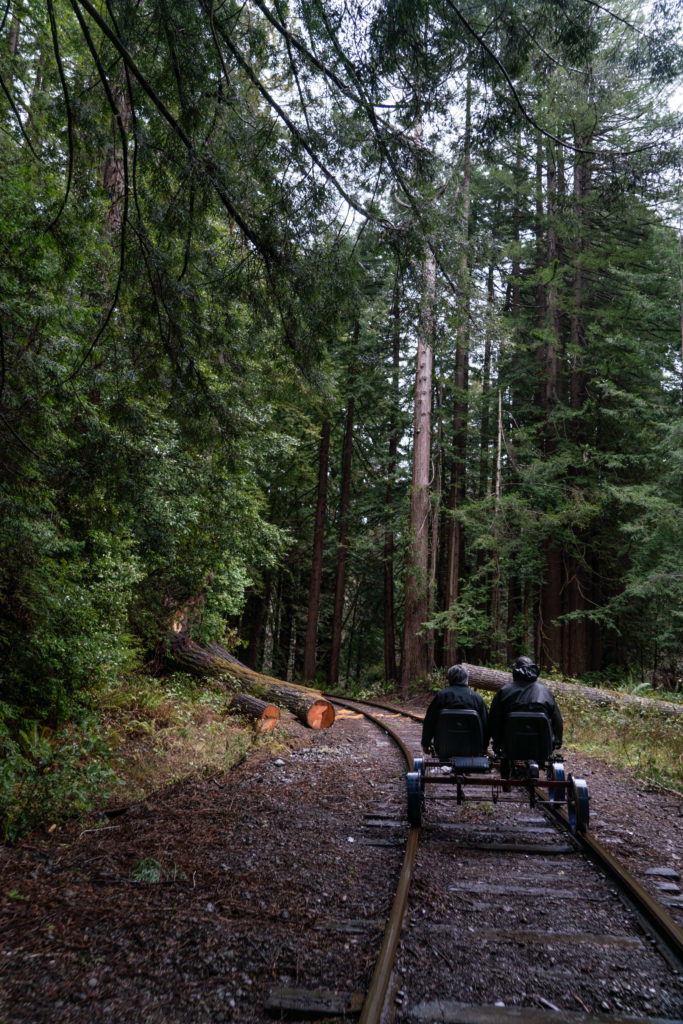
254, 704, 280, 734
230, 693, 281, 733
306, 700, 336, 730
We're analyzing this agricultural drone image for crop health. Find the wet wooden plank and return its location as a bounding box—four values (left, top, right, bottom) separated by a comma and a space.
422, 923, 645, 948
448, 882, 608, 900
264, 986, 364, 1017
409, 1001, 680, 1023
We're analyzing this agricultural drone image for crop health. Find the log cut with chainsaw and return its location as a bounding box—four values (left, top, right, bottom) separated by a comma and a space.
169, 631, 335, 729
229, 694, 280, 733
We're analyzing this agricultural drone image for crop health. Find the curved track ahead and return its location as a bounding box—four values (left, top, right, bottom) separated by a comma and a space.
330, 696, 683, 1024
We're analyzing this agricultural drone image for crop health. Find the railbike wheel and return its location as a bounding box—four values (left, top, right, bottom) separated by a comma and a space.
406, 771, 423, 828
548, 762, 566, 807
567, 775, 589, 834
413, 757, 425, 779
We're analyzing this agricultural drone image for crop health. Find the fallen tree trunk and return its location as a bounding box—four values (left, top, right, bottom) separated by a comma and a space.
229, 694, 280, 733
463, 663, 683, 718
169, 631, 335, 729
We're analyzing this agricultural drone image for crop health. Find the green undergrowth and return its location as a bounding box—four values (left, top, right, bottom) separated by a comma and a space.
558, 689, 682, 792
0, 672, 288, 843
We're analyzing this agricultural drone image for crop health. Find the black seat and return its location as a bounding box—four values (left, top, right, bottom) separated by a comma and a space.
502, 712, 552, 765
434, 709, 489, 771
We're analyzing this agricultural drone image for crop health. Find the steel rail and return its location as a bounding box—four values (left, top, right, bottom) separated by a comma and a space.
332, 694, 683, 1014
329, 697, 420, 1024
334, 694, 424, 724
543, 799, 683, 969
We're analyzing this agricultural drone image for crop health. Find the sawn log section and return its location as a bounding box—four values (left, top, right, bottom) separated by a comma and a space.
463, 663, 683, 718
229, 694, 280, 733
169, 632, 335, 729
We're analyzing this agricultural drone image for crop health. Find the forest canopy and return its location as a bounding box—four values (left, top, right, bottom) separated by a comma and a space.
1, 0, 683, 740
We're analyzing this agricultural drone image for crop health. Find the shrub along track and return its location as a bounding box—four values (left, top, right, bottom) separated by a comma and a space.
0, 695, 681, 1024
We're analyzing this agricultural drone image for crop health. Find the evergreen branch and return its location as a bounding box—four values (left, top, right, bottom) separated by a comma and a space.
62, 0, 128, 385
0, 0, 11, 34
72, 0, 284, 263
0, 318, 5, 405
73, 0, 192, 146
580, 0, 643, 33
0, 68, 42, 160
249, 1, 403, 128
211, 15, 392, 227
273, 0, 313, 133
209, 0, 233, 88
442, 0, 589, 154
249, 0, 363, 106
179, 174, 196, 281
444, 0, 659, 159
0, 412, 40, 459
45, 0, 74, 231
159, 0, 190, 111
306, 3, 462, 297
518, 22, 584, 75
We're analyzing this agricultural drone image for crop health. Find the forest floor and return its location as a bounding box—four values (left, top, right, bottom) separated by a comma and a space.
1, 690, 682, 1023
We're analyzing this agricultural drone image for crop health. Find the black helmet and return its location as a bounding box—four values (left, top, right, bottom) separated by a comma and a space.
512, 656, 540, 683
447, 664, 469, 686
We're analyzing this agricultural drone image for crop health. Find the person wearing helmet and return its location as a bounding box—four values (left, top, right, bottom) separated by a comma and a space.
488, 656, 563, 754
421, 664, 489, 754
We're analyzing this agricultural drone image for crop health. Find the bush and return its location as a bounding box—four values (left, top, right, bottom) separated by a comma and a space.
0, 709, 115, 842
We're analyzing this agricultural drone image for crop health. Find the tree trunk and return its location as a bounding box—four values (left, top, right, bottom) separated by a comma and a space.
544, 142, 562, 410
427, 381, 443, 668
563, 128, 593, 674
383, 271, 401, 685
274, 567, 296, 681
478, 261, 495, 499
170, 632, 335, 728
401, 247, 435, 692
328, 396, 354, 688
679, 225, 683, 397
538, 546, 563, 670
303, 419, 330, 681
536, 140, 568, 674
444, 79, 472, 665
240, 579, 270, 670
461, 662, 683, 719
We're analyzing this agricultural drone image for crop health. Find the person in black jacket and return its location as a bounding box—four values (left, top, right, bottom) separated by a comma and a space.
488, 656, 563, 754
421, 665, 489, 753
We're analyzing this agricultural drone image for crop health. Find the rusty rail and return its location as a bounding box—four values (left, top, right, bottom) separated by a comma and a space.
543, 798, 683, 969
331, 694, 683, 1023
329, 697, 420, 1023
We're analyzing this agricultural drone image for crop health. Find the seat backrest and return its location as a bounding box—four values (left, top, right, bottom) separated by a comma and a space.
502, 711, 552, 763
434, 709, 483, 760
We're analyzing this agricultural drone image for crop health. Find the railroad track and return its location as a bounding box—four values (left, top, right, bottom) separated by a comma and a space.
330, 696, 683, 1024
2, 693, 679, 1024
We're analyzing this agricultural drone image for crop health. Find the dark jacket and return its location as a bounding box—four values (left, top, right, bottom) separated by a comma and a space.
488, 679, 563, 752
421, 681, 489, 752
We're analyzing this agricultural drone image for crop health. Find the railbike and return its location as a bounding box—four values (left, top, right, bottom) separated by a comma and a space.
406, 709, 589, 833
